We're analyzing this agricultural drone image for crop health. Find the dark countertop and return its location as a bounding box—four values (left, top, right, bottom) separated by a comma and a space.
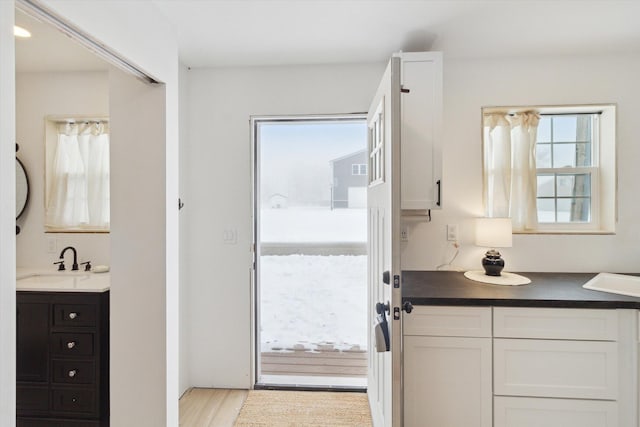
403, 271, 640, 309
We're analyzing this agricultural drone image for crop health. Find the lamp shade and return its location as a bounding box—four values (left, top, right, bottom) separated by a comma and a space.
476, 218, 512, 248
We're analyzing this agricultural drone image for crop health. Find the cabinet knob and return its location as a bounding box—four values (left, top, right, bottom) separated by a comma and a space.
72, 397, 78, 403
68, 369, 77, 378
68, 312, 78, 320
67, 341, 76, 349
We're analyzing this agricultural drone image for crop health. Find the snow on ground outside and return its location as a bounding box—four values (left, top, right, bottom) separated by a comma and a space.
260, 254, 368, 352
260, 207, 368, 352
260, 207, 366, 242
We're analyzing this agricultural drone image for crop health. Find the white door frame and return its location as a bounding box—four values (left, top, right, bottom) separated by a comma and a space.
250, 114, 367, 387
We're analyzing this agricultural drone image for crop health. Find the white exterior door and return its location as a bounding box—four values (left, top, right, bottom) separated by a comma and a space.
367, 56, 402, 427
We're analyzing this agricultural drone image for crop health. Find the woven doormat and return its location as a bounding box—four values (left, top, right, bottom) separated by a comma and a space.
233, 390, 373, 426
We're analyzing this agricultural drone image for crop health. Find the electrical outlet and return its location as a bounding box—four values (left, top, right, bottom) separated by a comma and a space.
446, 224, 458, 241
400, 227, 408, 242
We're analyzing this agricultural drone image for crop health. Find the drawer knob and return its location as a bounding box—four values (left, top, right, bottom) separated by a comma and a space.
68, 312, 78, 320
68, 369, 77, 378
67, 341, 76, 349
72, 397, 78, 403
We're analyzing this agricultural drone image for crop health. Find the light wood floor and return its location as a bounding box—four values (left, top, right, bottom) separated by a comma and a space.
179, 388, 248, 427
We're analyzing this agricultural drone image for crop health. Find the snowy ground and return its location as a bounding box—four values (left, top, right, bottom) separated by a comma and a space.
259, 207, 368, 353
260, 207, 366, 243
260, 254, 368, 352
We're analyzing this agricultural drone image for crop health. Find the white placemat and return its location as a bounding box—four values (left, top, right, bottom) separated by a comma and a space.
464, 270, 531, 286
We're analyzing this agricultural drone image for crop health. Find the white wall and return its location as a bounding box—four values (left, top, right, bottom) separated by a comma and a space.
185, 63, 385, 388
0, 2, 16, 425
13, 2, 180, 425
402, 53, 640, 273
15, 71, 110, 268
185, 53, 640, 389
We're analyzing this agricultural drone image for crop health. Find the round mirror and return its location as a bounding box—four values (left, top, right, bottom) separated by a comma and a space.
16, 158, 29, 219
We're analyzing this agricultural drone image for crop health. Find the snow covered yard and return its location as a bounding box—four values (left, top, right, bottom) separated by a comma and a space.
260, 254, 367, 352
260, 207, 366, 243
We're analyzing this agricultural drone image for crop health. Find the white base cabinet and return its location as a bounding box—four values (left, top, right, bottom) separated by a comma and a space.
403, 306, 637, 427
403, 306, 492, 427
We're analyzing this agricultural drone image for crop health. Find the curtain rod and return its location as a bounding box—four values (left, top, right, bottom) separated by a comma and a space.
16, 0, 160, 85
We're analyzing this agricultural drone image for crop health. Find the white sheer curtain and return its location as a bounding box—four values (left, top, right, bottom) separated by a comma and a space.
46, 122, 110, 230
483, 112, 539, 231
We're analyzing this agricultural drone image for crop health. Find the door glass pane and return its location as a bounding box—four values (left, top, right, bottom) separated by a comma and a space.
257, 118, 368, 388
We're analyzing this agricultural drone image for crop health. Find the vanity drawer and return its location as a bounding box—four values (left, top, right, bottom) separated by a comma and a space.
53, 304, 96, 327
52, 360, 96, 384
51, 333, 95, 357
493, 307, 618, 341
494, 338, 618, 399
18, 419, 102, 427
51, 387, 97, 416
403, 306, 492, 337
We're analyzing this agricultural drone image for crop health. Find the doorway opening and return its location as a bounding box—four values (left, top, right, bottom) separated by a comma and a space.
253, 116, 368, 389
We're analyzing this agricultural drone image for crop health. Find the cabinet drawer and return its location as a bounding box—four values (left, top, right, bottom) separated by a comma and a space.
494, 307, 618, 341
494, 396, 618, 427
51, 333, 95, 357
54, 304, 97, 327
494, 338, 618, 399
51, 388, 97, 416
52, 360, 96, 384
404, 306, 491, 337
18, 418, 102, 427
17, 385, 49, 413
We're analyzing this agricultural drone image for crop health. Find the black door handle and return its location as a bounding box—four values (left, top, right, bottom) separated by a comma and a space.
382, 270, 390, 285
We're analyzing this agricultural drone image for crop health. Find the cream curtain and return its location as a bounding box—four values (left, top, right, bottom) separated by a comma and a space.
46, 122, 110, 230
483, 112, 539, 231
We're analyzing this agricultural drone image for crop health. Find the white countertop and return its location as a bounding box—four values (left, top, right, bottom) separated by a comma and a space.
16, 268, 110, 292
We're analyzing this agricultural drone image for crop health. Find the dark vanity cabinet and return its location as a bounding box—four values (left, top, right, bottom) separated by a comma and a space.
17, 291, 109, 427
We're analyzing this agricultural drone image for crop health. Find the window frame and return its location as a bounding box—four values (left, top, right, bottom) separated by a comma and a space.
481, 104, 616, 235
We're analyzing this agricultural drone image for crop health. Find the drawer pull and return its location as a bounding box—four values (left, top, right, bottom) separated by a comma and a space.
68, 369, 77, 378
72, 397, 78, 403
68, 312, 78, 320
67, 341, 76, 349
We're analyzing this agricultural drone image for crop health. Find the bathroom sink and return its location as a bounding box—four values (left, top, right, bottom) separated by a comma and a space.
16, 270, 109, 292
582, 273, 640, 298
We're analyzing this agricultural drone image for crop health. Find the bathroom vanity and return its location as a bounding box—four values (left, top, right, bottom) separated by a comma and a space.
402, 271, 640, 427
16, 271, 110, 427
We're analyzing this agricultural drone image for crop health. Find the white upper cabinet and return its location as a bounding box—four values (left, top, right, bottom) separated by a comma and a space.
397, 52, 443, 211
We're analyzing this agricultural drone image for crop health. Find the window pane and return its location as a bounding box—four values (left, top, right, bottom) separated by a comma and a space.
537, 174, 554, 197
553, 116, 578, 142
537, 198, 556, 223
557, 198, 572, 222
537, 116, 551, 143
536, 144, 551, 168
557, 198, 591, 222
574, 142, 591, 167
560, 173, 591, 197
553, 143, 577, 168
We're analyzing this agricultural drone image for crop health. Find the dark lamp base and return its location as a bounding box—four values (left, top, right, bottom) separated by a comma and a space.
482, 249, 505, 276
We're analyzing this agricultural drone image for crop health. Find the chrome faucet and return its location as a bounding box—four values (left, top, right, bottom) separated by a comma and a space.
58, 246, 79, 271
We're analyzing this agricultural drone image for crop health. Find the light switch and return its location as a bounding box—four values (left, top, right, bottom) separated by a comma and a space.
223, 229, 237, 245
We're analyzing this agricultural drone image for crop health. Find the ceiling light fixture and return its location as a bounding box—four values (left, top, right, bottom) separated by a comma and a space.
14, 25, 31, 38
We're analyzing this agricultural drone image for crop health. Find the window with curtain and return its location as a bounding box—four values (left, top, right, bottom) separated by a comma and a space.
45, 120, 110, 232
482, 105, 616, 234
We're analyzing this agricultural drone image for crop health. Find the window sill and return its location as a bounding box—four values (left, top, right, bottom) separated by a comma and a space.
514, 230, 615, 236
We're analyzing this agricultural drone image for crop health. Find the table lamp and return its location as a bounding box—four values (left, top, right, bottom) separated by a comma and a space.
476, 217, 512, 276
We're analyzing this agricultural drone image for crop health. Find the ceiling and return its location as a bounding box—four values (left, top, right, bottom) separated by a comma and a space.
15, 1, 640, 72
